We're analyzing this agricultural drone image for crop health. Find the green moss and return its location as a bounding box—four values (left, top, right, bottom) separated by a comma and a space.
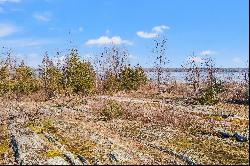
27, 123, 44, 134
43, 121, 58, 134
230, 118, 243, 125
44, 150, 63, 158
27, 120, 58, 135
162, 135, 249, 165
167, 137, 193, 151
204, 115, 224, 121
66, 139, 97, 161
0, 142, 9, 154
188, 126, 213, 136
0, 125, 10, 154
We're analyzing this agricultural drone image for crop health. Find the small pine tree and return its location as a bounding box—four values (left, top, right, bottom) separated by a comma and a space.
40, 52, 63, 99
0, 48, 16, 95
103, 70, 120, 94
65, 49, 96, 95
119, 65, 147, 91
14, 61, 40, 95
0, 66, 14, 94
134, 65, 147, 87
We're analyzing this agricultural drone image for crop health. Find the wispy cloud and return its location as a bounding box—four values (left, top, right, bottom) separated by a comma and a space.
137, 31, 158, 39
33, 12, 51, 22
86, 36, 133, 46
152, 25, 170, 33
0, 23, 20, 37
200, 50, 217, 56
137, 25, 170, 39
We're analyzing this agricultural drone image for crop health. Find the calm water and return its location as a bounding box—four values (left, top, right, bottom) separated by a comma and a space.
146, 71, 247, 83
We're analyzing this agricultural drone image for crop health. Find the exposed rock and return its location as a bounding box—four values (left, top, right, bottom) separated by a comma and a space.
46, 157, 69, 165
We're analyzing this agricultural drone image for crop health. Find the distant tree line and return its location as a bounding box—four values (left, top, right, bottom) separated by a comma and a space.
0, 36, 248, 105
0, 46, 147, 100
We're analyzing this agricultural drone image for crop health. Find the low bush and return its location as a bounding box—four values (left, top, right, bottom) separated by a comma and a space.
197, 79, 224, 105
64, 49, 96, 95
13, 62, 40, 95
98, 100, 124, 121
119, 65, 147, 91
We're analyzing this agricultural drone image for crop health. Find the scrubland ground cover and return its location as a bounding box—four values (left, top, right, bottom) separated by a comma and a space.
0, 44, 249, 165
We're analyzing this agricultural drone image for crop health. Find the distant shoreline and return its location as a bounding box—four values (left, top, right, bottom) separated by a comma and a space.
32, 67, 248, 73
143, 68, 249, 73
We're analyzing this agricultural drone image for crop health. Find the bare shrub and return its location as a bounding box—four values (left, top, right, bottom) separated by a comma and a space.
94, 46, 126, 94
182, 52, 203, 97
152, 35, 169, 93
197, 56, 225, 105
183, 54, 224, 105
95, 46, 146, 94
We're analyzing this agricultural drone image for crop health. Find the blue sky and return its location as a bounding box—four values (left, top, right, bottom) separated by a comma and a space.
0, 0, 249, 68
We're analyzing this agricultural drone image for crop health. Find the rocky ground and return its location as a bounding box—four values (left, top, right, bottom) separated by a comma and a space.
0, 95, 249, 165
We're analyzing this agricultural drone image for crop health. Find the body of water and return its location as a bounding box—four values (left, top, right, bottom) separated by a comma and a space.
146, 71, 248, 83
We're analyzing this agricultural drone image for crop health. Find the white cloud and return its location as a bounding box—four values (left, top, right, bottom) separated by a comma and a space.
152, 25, 170, 33
0, 0, 21, 3
0, 23, 20, 37
200, 50, 216, 56
137, 25, 170, 39
187, 56, 204, 63
136, 31, 158, 39
33, 12, 51, 22
86, 36, 133, 46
